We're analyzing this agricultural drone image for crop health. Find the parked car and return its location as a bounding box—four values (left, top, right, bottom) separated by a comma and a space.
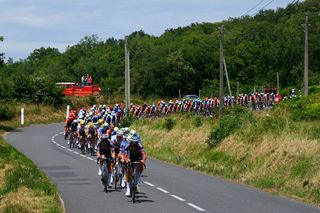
183, 95, 200, 100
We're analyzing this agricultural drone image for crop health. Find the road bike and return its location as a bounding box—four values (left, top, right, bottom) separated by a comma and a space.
98, 157, 112, 193
128, 162, 145, 203
112, 156, 122, 190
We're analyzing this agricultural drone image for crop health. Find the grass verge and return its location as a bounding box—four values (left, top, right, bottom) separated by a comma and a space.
0, 103, 65, 213
132, 111, 320, 206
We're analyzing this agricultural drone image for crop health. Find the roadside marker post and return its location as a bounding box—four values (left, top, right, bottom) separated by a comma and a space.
66, 105, 70, 120
21, 108, 24, 127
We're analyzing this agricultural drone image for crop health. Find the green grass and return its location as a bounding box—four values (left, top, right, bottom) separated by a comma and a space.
0, 103, 64, 213
0, 138, 63, 212
133, 111, 320, 206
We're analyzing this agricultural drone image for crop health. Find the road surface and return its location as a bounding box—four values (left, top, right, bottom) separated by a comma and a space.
6, 123, 319, 213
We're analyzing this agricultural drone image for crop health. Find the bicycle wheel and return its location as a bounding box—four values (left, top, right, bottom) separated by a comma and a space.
102, 170, 108, 193
114, 167, 117, 190
132, 178, 136, 203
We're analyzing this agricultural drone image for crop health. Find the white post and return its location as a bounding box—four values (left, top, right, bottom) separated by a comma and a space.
66, 105, 70, 120
21, 108, 24, 127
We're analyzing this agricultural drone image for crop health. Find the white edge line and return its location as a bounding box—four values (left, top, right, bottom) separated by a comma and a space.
187, 203, 206, 212
170, 194, 186, 202
144, 181, 155, 187
51, 132, 205, 213
156, 187, 169, 194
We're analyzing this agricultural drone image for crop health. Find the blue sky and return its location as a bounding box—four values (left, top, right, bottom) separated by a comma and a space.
0, 0, 297, 60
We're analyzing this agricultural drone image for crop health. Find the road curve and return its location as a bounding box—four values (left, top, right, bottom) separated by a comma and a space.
6, 123, 319, 213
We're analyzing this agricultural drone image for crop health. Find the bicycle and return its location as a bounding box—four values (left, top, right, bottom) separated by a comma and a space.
69, 131, 77, 148
112, 156, 122, 190
87, 137, 95, 156
98, 157, 113, 193
128, 162, 145, 203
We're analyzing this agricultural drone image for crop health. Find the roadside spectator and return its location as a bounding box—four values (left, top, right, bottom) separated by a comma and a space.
85, 74, 89, 86
81, 75, 85, 86
88, 75, 92, 86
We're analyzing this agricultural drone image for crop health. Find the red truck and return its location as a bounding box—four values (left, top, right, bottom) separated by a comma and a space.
56, 82, 102, 96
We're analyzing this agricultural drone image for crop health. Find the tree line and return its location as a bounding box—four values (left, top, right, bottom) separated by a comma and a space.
0, 0, 319, 103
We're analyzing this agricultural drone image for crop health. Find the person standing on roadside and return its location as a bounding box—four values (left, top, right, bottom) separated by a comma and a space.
88, 75, 92, 86
81, 75, 85, 86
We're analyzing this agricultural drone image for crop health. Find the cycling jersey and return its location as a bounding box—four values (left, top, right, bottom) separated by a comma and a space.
97, 139, 113, 158
125, 142, 144, 162
120, 140, 129, 155
111, 136, 122, 155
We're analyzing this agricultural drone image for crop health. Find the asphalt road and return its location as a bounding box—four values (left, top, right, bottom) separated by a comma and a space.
6, 123, 320, 213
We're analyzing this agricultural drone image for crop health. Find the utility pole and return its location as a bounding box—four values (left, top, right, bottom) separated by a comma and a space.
128, 51, 131, 107
219, 25, 224, 117
124, 36, 129, 111
303, 15, 309, 96
277, 72, 280, 94
223, 57, 233, 106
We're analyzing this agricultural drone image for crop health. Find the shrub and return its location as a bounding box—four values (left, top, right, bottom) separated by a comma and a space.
206, 115, 239, 148
0, 104, 16, 121
280, 94, 320, 121
120, 114, 136, 128
163, 118, 176, 130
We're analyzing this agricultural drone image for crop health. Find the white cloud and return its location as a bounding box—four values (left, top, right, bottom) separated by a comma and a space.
0, 0, 296, 60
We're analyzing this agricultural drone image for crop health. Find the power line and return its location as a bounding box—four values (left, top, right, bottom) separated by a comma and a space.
244, 0, 267, 16
253, 0, 276, 15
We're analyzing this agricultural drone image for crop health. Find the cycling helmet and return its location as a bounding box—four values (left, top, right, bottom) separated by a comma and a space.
98, 119, 103, 124
124, 127, 130, 133
80, 120, 85, 125
116, 130, 124, 137
128, 135, 139, 144
114, 127, 119, 132
130, 129, 136, 136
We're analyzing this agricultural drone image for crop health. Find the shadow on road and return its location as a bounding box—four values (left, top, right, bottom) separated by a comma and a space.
129, 192, 154, 204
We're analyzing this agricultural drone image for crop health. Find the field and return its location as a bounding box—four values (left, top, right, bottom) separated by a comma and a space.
131, 103, 320, 206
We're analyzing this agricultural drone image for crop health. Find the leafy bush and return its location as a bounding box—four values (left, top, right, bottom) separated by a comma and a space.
0, 104, 16, 121
206, 115, 239, 148
163, 118, 176, 130
280, 94, 320, 121
120, 114, 136, 128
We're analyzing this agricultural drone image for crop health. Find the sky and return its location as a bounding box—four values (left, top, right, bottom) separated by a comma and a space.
0, 0, 297, 61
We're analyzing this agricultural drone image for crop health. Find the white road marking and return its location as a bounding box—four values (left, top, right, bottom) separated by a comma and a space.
51, 131, 206, 212
156, 187, 169, 194
170, 194, 186, 202
187, 203, 206, 212
144, 181, 155, 187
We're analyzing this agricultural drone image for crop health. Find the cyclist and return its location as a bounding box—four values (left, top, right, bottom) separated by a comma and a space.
124, 135, 147, 196
77, 120, 86, 149
97, 135, 115, 187
68, 119, 79, 145
120, 131, 129, 188
64, 110, 77, 139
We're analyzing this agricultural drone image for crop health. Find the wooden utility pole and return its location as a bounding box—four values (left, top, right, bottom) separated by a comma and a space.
219, 25, 224, 116
124, 36, 129, 111
303, 15, 309, 96
128, 51, 131, 107
223, 57, 233, 106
